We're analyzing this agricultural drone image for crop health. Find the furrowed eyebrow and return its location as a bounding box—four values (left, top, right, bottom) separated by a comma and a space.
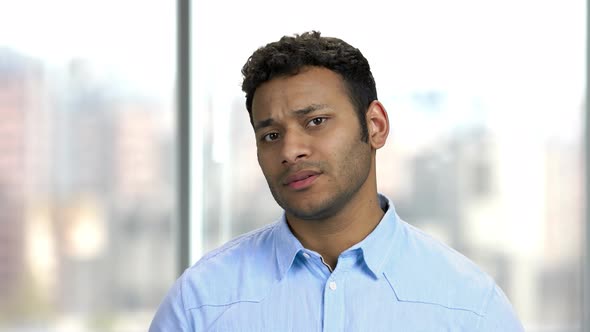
253, 118, 275, 132
293, 104, 329, 116
254, 104, 329, 132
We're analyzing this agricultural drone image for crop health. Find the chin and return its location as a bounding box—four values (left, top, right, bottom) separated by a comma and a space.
271, 185, 350, 220
286, 207, 325, 220
282, 197, 342, 221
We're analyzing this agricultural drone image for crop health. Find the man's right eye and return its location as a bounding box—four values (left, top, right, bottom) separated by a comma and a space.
262, 132, 279, 142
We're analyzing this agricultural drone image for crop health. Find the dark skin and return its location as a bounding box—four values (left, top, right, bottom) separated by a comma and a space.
252, 67, 390, 269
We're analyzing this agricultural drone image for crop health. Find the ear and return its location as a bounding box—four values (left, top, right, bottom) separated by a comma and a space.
366, 100, 389, 149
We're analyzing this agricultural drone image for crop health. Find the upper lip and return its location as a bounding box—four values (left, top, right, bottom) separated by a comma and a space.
282, 170, 321, 185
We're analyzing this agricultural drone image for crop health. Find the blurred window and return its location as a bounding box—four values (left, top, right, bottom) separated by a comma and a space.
0, 1, 177, 331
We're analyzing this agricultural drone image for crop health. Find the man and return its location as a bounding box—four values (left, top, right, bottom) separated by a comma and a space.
150, 31, 524, 331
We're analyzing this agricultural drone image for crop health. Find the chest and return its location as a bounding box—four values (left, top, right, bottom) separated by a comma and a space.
198, 273, 477, 332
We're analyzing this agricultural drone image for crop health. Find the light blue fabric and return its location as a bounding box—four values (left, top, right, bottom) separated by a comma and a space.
150, 195, 524, 331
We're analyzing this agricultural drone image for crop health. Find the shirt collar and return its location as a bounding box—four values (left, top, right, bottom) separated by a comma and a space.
347, 194, 398, 279
273, 214, 304, 280
272, 195, 492, 313
273, 194, 398, 281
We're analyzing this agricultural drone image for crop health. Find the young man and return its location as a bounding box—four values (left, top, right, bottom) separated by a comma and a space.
150, 31, 524, 331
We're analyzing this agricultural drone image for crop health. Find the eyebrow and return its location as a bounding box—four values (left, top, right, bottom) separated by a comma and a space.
253, 104, 329, 131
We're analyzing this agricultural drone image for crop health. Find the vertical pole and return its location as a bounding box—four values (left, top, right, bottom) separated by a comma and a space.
584, 1, 590, 330
177, 0, 191, 275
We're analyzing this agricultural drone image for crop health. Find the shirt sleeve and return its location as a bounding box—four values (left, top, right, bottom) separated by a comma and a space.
149, 277, 190, 332
476, 284, 525, 332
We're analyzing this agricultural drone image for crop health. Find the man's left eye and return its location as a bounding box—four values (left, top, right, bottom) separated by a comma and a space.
308, 117, 326, 127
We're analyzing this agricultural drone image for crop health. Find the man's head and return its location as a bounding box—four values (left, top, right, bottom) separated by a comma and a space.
241, 32, 389, 221
241, 31, 377, 142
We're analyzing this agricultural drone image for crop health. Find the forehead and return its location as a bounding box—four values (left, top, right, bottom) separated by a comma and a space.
251, 67, 350, 121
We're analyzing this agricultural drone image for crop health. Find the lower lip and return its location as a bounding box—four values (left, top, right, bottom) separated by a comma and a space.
287, 174, 319, 190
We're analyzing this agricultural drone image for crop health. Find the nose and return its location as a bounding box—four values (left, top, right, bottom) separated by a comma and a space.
280, 129, 310, 165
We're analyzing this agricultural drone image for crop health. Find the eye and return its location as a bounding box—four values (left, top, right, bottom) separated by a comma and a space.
262, 132, 280, 142
308, 117, 327, 127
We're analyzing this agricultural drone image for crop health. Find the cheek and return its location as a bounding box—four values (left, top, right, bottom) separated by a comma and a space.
256, 151, 265, 170
257, 150, 275, 176
323, 132, 355, 156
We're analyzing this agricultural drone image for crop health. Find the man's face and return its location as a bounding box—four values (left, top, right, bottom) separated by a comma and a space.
251, 67, 373, 220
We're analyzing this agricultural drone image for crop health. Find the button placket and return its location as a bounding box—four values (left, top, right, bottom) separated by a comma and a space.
322, 275, 345, 332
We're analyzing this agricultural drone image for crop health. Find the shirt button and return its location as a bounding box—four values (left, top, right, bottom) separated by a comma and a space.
302, 252, 311, 259
329, 281, 337, 291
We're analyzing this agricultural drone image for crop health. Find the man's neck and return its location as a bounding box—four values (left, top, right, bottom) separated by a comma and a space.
286, 193, 384, 270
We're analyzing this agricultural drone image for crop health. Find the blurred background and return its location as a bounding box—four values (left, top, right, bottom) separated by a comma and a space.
0, 0, 587, 331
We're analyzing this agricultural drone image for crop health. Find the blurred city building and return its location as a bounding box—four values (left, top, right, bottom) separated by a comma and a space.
0, 48, 176, 330
0, 49, 48, 318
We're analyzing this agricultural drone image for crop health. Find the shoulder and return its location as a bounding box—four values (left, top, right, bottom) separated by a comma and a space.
178, 222, 281, 310
475, 283, 524, 330
384, 218, 507, 317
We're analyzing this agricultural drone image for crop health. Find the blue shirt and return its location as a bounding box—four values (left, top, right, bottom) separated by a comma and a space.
150, 195, 524, 331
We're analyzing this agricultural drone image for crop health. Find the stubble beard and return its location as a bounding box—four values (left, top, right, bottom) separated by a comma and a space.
266, 140, 372, 221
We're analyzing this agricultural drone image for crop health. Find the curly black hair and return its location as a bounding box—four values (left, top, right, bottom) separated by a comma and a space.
241, 31, 377, 142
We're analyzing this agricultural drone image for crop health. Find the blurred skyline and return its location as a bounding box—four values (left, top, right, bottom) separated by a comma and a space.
0, 4, 177, 328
